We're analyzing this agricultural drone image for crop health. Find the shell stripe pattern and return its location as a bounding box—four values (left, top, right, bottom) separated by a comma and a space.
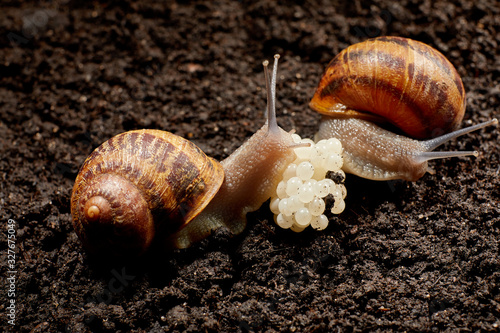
72, 129, 223, 233
311, 36, 466, 139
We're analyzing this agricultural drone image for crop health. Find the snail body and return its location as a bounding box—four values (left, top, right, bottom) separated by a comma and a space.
316, 117, 496, 181
71, 56, 297, 255
311, 36, 497, 181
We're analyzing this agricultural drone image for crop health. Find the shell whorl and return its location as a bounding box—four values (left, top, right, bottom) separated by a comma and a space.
310, 36, 466, 139
70, 129, 224, 256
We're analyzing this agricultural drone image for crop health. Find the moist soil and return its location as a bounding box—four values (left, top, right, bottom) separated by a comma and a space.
1, 1, 499, 332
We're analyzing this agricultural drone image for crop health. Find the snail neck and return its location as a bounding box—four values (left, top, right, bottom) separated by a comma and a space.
316, 117, 428, 181
166, 55, 297, 249
168, 124, 296, 249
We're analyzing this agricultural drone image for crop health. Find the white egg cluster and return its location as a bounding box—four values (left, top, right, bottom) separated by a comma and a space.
270, 134, 347, 232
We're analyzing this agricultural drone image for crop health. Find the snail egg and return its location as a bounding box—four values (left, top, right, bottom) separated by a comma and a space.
311, 214, 329, 230
331, 199, 346, 214
287, 195, 304, 213
339, 183, 347, 199
294, 144, 315, 161
323, 153, 343, 171
303, 179, 317, 188
314, 179, 331, 198
283, 163, 297, 180
330, 185, 342, 201
312, 166, 328, 181
278, 198, 292, 216
276, 181, 287, 199
326, 138, 343, 154
276, 213, 295, 229
323, 179, 336, 193
271, 134, 347, 232
316, 138, 342, 156
286, 177, 302, 196
295, 208, 312, 227
290, 224, 306, 233
315, 141, 331, 157
298, 184, 315, 203
270, 197, 280, 214
297, 161, 314, 180
308, 197, 325, 216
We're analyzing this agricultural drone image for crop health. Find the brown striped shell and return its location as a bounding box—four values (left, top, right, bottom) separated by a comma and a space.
309, 36, 466, 139
70, 129, 224, 256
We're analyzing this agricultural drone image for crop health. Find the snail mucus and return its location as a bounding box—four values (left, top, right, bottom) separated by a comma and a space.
71, 37, 497, 256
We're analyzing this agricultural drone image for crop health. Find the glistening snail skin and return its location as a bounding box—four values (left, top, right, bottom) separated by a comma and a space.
168, 55, 298, 249
316, 117, 497, 181
310, 36, 498, 181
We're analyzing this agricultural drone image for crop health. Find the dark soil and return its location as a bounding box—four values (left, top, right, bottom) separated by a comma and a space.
1, 0, 499, 332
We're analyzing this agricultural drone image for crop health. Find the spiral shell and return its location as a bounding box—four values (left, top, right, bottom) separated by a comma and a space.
309, 36, 466, 139
70, 129, 224, 256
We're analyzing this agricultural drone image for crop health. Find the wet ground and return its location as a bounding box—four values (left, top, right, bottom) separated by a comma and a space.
1, 0, 499, 332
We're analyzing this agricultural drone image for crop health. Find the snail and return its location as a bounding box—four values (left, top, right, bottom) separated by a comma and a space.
71, 55, 301, 256
71, 38, 498, 255
311, 36, 497, 181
